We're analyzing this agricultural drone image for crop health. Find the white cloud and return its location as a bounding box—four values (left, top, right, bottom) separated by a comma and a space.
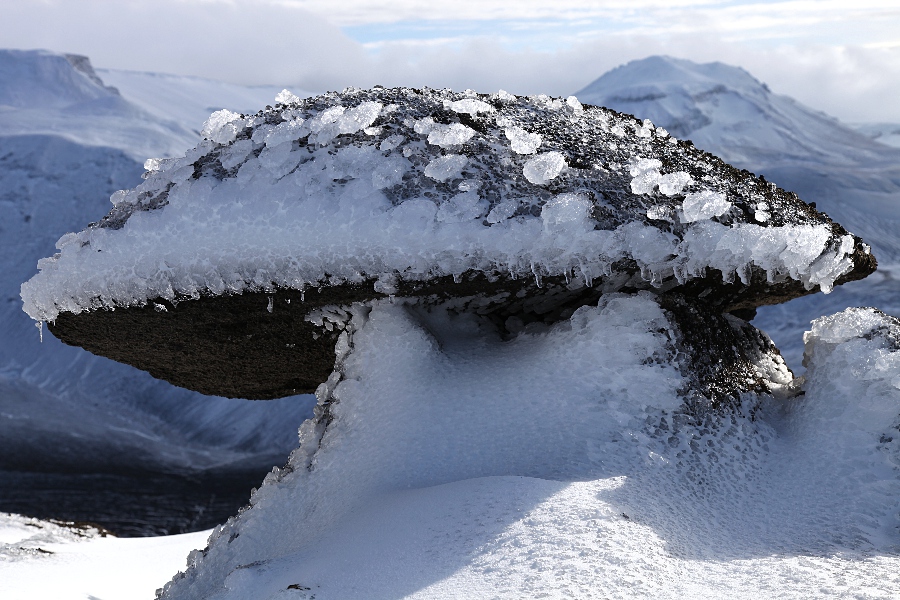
2, 0, 899, 123
0, 0, 364, 88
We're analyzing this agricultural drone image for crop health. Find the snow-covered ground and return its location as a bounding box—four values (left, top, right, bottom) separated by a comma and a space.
0, 513, 208, 600
2, 51, 899, 599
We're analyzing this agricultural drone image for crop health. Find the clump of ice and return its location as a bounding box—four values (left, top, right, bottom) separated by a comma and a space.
565, 95, 584, 114
274, 89, 301, 105
437, 191, 489, 223
523, 151, 566, 185
424, 154, 467, 182
681, 190, 732, 222
629, 157, 693, 196
541, 193, 593, 234
505, 126, 542, 155
200, 109, 243, 145
447, 98, 494, 115
427, 123, 475, 148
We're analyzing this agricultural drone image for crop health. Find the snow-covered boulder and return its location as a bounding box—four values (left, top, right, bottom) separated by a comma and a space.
21, 86, 874, 400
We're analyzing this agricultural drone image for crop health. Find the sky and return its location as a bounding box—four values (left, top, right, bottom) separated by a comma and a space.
2, 0, 899, 123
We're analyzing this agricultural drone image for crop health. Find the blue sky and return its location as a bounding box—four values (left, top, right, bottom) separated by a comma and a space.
2, 0, 899, 122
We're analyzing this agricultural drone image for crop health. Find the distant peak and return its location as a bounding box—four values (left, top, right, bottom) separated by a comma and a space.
64, 54, 119, 96
0, 48, 120, 109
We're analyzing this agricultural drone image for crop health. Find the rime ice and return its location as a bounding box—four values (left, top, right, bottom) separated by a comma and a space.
21, 86, 868, 323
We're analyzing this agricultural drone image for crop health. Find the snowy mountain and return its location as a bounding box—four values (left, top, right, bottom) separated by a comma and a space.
576, 55, 900, 262
576, 55, 900, 369
0, 50, 199, 161
0, 50, 315, 533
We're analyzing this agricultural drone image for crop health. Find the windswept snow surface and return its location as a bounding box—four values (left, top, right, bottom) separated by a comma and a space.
156, 297, 900, 599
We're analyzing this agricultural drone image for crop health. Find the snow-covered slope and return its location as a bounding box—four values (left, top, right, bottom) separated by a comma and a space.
0, 51, 315, 484
0, 50, 196, 160
0, 513, 208, 600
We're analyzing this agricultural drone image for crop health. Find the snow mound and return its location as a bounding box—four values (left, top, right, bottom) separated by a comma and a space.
801, 307, 900, 433
158, 294, 900, 599
22, 86, 867, 324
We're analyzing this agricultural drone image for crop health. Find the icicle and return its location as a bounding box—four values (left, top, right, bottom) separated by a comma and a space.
531, 263, 543, 288
267, 296, 274, 313
36, 321, 43, 343
640, 264, 652, 282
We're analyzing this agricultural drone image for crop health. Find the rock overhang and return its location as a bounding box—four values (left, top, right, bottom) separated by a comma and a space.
21, 86, 877, 400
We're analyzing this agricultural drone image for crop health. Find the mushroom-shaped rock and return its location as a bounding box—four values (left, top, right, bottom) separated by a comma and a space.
21, 87, 875, 400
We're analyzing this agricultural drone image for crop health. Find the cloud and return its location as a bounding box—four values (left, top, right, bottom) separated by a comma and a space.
352, 34, 900, 124
3, 0, 899, 123
1, 0, 364, 88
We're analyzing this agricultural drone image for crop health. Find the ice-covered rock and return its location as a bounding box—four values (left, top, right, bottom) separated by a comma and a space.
21, 86, 875, 399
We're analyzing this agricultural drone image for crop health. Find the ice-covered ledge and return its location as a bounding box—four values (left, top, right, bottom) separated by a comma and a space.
20, 87, 875, 399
